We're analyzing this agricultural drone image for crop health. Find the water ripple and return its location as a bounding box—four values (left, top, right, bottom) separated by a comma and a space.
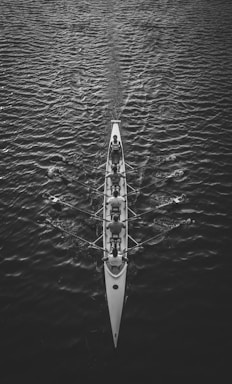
1, 0, 232, 379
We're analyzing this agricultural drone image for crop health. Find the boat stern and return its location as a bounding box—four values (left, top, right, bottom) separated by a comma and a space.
104, 262, 127, 348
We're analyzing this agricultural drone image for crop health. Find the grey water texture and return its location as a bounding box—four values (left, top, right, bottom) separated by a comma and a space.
0, 0, 232, 382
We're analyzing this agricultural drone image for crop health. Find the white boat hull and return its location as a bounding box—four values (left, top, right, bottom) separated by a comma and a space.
104, 263, 127, 348
103, 120, 128, 348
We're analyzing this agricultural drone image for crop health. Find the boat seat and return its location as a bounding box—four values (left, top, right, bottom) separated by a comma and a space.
110, 234, 121, 247
110, 207, 121, 217
110, 233, 121, 240
111, 185, 121, 193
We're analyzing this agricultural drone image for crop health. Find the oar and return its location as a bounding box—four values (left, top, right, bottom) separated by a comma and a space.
54, 169, 107, 197
125, 162, 135, 170
123, 181, 159, 197
127, 183, 137, 192
124, 189, 140, 197
127, 230, 170, 252
126, 164, 152, 174
46, 219, 106, 251
45, 194, 108, 222
63, 154, 106, 170
69, 177, 107, 197
124, 197, 183, 222
126, 174, 182, 195
127, 218, 193, 252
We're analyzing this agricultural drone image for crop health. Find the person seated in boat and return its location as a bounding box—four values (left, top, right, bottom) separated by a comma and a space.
107, 214, 126, 236
110, 135, 122, 164
106, 190, 125, 215
106, 165, 125, 190
102, 246, 128, 265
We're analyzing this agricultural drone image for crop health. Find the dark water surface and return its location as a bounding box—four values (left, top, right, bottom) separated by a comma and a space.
1, 0, 232, 382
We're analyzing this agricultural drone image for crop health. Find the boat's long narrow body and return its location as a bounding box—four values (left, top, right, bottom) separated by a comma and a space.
103, 120, 128, 348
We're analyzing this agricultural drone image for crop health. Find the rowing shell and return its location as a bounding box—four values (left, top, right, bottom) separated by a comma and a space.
43, 121, 187, 348
103, 120, 128, 348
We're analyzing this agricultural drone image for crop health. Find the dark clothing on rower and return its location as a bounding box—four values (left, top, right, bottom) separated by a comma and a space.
108, 173, 121, 185
106, 171, 125, 189
107, 221, 125, 235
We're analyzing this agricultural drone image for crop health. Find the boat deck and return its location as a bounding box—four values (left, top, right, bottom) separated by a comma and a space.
103, 122, 128, 266
103, 120, 128, 347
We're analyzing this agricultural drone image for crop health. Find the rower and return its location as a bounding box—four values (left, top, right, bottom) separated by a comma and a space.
106, 165, 125, 190
110, 135, 122, 164
107, 214, 125, 235
106, 190, 125, 217
107, 215, 125, 247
